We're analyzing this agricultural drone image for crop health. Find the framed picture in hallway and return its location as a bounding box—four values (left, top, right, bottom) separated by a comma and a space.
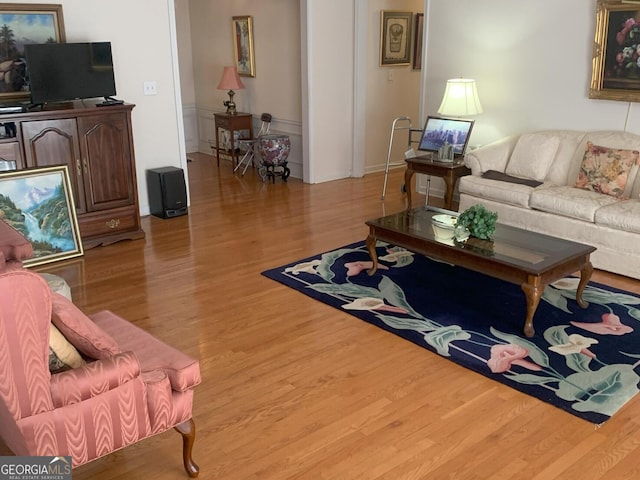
232, 15, 255, 77
590, 0, 640, 102
0, 3, 65, 101
0, 165, 83, 267
380, 11, 412, 66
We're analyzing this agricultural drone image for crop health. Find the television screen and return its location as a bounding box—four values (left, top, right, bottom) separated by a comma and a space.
24, 42, 116, 104
417, 116, 474, 156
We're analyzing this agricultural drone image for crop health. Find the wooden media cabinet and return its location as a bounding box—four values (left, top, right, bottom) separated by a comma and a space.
0, 102, 144, 249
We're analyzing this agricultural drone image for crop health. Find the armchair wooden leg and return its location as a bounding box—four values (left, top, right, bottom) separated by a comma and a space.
175, 418, 199, 478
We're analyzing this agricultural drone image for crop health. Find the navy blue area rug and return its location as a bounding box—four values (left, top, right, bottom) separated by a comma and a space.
262, 241, 640, 424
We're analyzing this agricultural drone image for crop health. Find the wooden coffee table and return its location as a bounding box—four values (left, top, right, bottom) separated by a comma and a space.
365, 207, 596, 337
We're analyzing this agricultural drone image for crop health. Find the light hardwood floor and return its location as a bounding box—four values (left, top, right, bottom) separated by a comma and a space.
15, 153, 640, 479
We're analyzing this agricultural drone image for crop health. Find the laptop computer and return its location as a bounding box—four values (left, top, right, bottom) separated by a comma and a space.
416, 116, 474, 159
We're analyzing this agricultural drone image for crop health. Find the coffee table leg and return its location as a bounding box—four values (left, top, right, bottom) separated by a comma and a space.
521, 277, 542, 338
576, 260, 593, 309
366, 234, 378, 276
404, 167, 414, 210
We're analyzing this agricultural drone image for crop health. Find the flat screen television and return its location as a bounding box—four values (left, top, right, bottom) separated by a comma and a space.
417, 116, 474, 156
24, 42, 117, 105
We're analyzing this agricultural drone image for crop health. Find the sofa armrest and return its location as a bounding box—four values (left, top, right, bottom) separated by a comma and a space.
50, 351, 141, 408
464, 135, 519, 176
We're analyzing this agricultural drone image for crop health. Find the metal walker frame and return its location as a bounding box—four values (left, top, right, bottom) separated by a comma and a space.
381, 116, 424, 201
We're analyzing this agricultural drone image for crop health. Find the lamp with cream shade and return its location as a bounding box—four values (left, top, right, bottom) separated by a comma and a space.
437, 78, 483, 117
217, 66, 245, 115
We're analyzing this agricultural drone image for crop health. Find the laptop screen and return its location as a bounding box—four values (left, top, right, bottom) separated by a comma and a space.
417, 116, 474, 156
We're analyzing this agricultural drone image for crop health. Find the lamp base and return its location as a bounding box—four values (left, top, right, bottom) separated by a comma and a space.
224, 101, 237, 115
224, 90, 237, 115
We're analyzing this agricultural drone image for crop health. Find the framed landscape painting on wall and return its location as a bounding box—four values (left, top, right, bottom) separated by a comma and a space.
590, 0, 640, 102
0, 3, 66, 101
380, 11, 412, 66
0, 165, 83, 267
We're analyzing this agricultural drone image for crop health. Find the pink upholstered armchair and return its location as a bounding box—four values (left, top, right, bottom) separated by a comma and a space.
0, 269, 201, 477
0, 219, 33, 271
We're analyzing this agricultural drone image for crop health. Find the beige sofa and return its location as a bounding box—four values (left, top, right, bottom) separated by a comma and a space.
458, 130, 640, 279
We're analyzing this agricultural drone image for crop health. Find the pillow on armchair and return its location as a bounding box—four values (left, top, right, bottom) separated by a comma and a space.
49, 323, 86, 373
50, 293, 120, 359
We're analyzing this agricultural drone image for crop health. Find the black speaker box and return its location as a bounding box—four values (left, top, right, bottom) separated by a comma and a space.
147, 167, 188, 219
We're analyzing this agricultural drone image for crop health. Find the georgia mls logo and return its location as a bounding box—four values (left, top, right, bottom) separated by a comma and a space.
48, 457, 71, 474
0, 456, 72, 479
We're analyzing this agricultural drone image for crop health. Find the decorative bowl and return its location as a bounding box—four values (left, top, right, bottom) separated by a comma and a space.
431, 214, 457, 240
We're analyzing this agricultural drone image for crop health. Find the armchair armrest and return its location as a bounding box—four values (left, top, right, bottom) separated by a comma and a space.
464, 135, 519, 176
50, 351, 141, 408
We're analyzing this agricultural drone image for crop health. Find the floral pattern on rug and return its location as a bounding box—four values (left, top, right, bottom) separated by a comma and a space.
265, 241, 640, 424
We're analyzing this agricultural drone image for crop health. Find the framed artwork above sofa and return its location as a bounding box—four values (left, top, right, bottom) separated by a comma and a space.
591, 0, 640, 102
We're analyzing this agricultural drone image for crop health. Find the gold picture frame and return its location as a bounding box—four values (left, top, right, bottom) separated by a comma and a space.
232, 16, 255, 77
0, 165, 83, 267
380, 11, 412, 66
0, 3, 66, 101
590, 0, 640, 102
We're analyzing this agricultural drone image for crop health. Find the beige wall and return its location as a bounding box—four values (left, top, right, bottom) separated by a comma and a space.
423, 0, 640, 145
189, 0, 301, 121
175, 0, 195, 106
364, 0, 423, 173
175, 0, 197, 152
9, 0, 187, 216
186, 0, 303, 176
182, 0, 423, 181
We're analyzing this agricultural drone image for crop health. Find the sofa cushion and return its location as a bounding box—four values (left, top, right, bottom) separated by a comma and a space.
569, 131, 640, 193
463, 136, 517, 176
505, 133, 560, 181
540, 130, 585, 185
574, 142, 639, 198
458, 175, 535, 208
595, 199, 640, 234
530, 185, 620, 222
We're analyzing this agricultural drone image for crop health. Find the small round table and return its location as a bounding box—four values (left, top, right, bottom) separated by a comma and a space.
258, 134, 291, 183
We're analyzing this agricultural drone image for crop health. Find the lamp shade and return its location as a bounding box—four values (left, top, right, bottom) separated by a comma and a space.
217, 66, 245, 90
437, 78, 483, 116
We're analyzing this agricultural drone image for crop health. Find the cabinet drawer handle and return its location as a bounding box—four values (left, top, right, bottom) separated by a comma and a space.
83, 159, 89, 174
105, 219, 120, 229
76, 159, 82, 176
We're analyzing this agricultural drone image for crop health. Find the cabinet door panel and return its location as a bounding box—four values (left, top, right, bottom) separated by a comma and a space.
78, 113, 135, 211
21, 119, 86, 213
0, 142, 23, 170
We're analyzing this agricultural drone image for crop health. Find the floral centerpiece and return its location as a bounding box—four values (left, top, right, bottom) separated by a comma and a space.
456, 204, 498, 240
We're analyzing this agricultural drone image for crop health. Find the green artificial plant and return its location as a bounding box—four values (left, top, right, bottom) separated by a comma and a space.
456, 204, 498, 240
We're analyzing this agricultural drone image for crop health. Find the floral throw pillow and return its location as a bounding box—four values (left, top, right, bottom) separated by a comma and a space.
574, 142, 639, 198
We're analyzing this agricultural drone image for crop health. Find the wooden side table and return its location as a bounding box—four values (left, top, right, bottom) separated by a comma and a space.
213, 113, 254, 167
404, 154, 471, 210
